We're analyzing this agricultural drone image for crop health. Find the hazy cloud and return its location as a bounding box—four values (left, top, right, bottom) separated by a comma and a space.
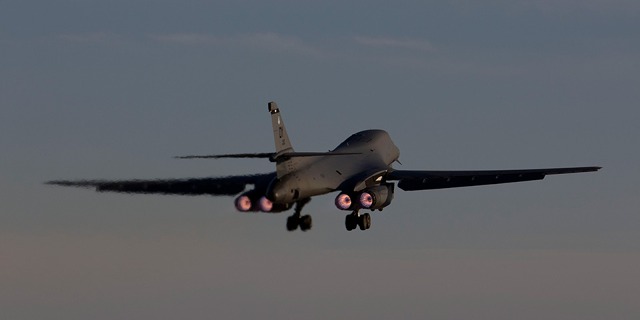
57, 32, 124, 45
354, 36, 436, 52
451, 0, 640, 14
527, 0, 640, 12
149, 33, 218, 45
150, 32, 326, 57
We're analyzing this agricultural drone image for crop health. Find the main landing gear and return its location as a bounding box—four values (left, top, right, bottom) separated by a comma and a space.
345, 210, 371, 231
285, 198, 373, 232
286, 198, 312, 232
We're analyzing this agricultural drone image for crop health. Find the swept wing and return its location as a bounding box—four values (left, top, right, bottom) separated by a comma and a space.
46, 173, 275, 196
387, 166, 601, 191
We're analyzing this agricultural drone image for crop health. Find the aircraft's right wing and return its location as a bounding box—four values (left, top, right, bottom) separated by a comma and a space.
46, 173, 275, 196
386, 166, 601, 191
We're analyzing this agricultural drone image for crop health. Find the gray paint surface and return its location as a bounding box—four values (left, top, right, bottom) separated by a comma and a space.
2, 1, 639, 319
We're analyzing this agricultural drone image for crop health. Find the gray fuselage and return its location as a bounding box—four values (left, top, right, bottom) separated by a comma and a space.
267, 129, 400, 204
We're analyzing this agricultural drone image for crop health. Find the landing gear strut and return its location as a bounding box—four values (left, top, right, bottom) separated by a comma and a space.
345, 210, 371, 231
286, 198, 312, 232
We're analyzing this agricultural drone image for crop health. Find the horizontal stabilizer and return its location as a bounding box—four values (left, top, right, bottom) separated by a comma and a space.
276, 151, 361, 158
176, 151, 361, 162
176, 153, 274, 159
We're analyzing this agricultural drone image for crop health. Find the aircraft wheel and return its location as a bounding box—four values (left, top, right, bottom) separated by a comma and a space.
358, 213, 372, 230
286, 215, 299, 231
363, 213, 371, 230
300, 215, 312, 231
345, 214, 357, 231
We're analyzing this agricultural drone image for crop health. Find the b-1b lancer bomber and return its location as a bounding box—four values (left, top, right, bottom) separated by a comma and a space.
48, 102, 600, 231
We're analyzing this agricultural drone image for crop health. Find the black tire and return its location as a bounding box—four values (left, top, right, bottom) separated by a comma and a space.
358, 215, 366, 230
300, 215, 312, 231
363, 213, 372, 230
345, 215, 357, 231
286, 215, 299, 231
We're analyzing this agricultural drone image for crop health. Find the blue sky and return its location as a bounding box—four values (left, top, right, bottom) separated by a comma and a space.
1, 1, 639, 319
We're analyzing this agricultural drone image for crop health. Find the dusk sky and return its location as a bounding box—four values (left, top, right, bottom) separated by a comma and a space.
1, 1, 639, 319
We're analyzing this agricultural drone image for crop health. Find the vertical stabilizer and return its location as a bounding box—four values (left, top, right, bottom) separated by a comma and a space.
268, 102, 298, 178
269, 102, 294, 154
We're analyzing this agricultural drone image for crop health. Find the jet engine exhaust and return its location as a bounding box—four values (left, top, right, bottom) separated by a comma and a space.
359, 192, 374, 208
235, 195, 253, 212
335, 193, 353, 210
259, 196, 273, 212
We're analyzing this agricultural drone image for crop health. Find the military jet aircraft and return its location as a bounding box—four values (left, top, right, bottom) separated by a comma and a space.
48, 102, 600, 231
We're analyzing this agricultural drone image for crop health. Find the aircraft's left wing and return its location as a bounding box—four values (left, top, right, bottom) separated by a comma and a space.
386, 166, 600, 191
46, 173, 275, 196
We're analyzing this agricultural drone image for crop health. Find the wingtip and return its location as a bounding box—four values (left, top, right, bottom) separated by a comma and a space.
44, 180, 74, 187
45, 180, 70, 185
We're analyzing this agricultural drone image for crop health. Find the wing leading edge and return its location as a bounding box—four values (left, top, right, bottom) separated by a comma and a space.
46, 173, 275, 196
386, 166, 601, 191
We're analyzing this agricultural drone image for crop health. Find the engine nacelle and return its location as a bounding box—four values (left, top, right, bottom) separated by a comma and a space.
257, 196, 292, 213
335, 193, 354, 210
235, 191, 292, 213
359, 183, 394, 210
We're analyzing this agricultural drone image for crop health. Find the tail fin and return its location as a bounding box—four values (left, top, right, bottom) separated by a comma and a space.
268, 102, 294, 155
268, 102, 299, 178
